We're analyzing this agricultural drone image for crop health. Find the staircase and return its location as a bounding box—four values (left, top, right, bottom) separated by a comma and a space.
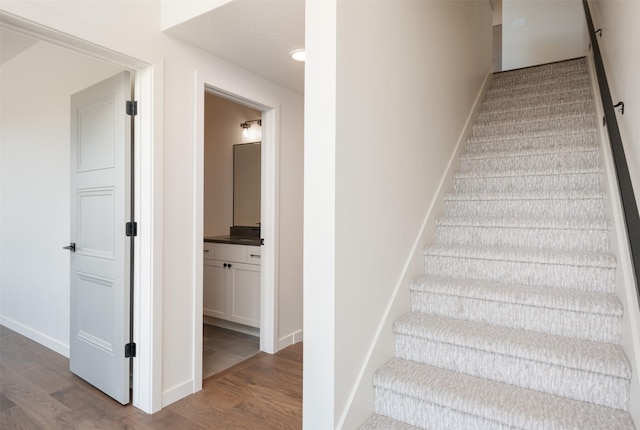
360, 58, 636, 429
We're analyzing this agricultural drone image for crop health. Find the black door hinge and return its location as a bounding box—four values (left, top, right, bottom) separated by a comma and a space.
126, 100, 137, 116
126, 221, 137, 237
125, 342, 136, 358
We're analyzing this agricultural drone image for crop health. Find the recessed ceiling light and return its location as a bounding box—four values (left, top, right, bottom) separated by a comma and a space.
290, 49, 306, 62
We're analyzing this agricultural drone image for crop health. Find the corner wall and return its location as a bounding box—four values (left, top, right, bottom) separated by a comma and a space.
502, 0, 587, 71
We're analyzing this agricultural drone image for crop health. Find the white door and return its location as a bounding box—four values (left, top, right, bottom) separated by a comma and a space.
68, 71, 132, 404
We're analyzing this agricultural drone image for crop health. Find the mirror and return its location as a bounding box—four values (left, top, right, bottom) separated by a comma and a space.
233, 143, 261, 227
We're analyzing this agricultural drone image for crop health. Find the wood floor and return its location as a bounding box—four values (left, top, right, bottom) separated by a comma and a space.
0, 326, 302, 429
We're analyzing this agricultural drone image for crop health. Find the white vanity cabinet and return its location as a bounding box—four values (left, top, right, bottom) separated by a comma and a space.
203, 242, 261, 328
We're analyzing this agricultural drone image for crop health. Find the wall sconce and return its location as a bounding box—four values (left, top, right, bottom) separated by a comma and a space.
240, 119, 262, 142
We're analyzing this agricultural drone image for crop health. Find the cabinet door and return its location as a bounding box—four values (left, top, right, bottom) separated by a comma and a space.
203, 261, 227, 319
227, 263, 261, 327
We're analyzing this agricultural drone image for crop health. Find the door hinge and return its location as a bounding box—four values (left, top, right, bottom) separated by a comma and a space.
126, 221, 137, 237
126, 100, 137, 116
125, 342, 136, 358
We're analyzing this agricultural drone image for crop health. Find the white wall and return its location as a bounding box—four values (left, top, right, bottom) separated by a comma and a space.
204, 93, 261, 237
0, 0, 304, 410
304, 1, 492, 428
589, 0, 640, 201
502, 0, 587, 71
587, 1, 640, 426
0, 35, 122, 356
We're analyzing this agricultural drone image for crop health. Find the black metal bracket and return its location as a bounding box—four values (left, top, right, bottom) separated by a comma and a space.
126, 100, 137, 116
126, 222, 137, 237
595, 28, 602, 37
613, 101, 625, 115
125, 342, 136, 358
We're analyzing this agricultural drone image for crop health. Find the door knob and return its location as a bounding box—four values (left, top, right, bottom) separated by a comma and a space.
63, 243, 76, 252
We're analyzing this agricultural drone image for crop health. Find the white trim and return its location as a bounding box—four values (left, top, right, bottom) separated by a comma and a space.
0, 12, 162, 414
278, 329, 304, 351
192, 70, 280, 392
161, 380, 194, 408
133, 62, 164, 414
337, 67, 494, 428
0, 316, 69, 358
192, 71, 205, 392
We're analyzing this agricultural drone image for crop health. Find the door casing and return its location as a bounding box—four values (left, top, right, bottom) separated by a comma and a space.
192, 77, 280, 392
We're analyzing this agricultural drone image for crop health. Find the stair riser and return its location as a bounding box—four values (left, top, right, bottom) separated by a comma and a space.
454, 172, 601, 193
466, 132, 598, 153
374, 389, 511, 430
410, 290, 622, 343
487, 75, 589, 97
423, 254, 615, 292
435, 224, 609, 252
445, 198, 606, 220
484, 78, 590, 103
491, 65, 587, 88
472, 117, 594, 138
477, 101, 593, 125
394, 334, 629, 410
482, 89, 592, 114
460, 151, 599, 173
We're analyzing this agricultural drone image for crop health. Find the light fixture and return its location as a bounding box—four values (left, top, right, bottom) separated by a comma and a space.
290, 49, 306, 62
240, 119, 262, 142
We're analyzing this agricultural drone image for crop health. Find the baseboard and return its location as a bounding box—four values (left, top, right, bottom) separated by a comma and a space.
585, 50, 640, 427
161, 379, 193, 408
278, 329, 303, 350
203, 316, 259, 337
338, 66, 495, 429
0, 315, 69, 358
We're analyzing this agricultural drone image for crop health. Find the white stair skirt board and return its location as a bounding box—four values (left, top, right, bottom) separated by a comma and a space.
360, 57, 636, 429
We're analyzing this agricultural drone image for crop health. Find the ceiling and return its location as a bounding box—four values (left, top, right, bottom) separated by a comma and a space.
165, 0, 305, 94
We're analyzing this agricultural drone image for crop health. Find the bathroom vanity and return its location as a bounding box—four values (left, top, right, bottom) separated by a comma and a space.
203, 237, 261, 328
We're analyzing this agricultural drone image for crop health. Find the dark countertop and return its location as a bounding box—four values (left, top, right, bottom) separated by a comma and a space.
204, 235, 261, 246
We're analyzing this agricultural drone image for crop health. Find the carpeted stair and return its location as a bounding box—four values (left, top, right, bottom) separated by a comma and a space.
360, 58, 636, 429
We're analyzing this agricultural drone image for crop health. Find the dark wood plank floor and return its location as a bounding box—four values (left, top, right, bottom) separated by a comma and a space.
0, 326, 302, 429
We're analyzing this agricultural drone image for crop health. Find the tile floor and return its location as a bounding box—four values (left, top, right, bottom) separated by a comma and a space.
202, 324, 260, 379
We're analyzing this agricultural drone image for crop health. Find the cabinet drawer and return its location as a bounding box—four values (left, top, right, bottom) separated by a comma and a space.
246, 246, 261, 265
203, 242, 215, 260
213, 243, 247, 263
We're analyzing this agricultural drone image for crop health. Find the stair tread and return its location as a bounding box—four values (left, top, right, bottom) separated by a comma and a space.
488, 75, 589, 93
444, 189, 605, 201
467, 130, 597, 150
460, 144, 599, 160
423, 244, 616, 268
482, 88, 592, 109
394, 312, 630, 378
435, 216, 609, 230
468, 127, 597, 144
473, 113, 594, 130
359, 414, 422, 430
492, 59, 586, 80
455, 166, 602, 180
374, 358, 634, 430
411, 275, 622, 317
477, 99, 593, 118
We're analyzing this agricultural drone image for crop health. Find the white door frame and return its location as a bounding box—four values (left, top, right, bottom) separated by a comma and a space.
192, 71, 280, 391
0, 12, 163, 414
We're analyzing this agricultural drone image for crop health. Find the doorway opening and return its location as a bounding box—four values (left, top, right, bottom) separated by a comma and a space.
202, 92, 263, 378
0, 12, 161, 413
192, 77, 279, 391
